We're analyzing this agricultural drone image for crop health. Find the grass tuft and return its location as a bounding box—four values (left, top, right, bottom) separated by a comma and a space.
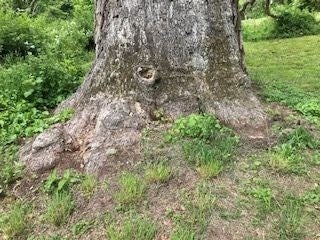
145, 160, 172, 184
116, 172, 147, 206
106, 213, 156, 240
45, 191, 74, 226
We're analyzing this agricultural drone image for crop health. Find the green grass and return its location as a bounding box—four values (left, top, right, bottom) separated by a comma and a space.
245, 35, 320, 97
276, 195, 306, 240
116, 172, 147, 206
170, 226, 195, 240
242, 17, 276, 41
166, 114, 239, 179
45, 191, 74, 226
0, 202, 30, 239
245, 35, 320, 124
145, 160, 172, 184
169, 182, 216, 237
106, 213, 156, 240
80, 174, 97, 198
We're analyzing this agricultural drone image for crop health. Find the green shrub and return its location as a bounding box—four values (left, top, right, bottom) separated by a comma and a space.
280, 126, 318, 149
0, 11, 44, 59
273, 6, 319, 38
242, 17, 276, 41
240, 0, 266, 19
292, 0, 320, 11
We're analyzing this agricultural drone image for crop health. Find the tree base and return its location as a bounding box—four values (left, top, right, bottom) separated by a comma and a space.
20, 87, 268, 174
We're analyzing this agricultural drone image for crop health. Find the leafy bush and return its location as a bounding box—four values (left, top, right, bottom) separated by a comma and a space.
273, 6, 319, 38
293, 0, 320, 11
0, 11, 44, 59
240, 0, 266, 19
242, 17, 276, 41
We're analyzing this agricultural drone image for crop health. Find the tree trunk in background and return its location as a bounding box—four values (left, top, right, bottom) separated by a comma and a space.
21, 0, 267, 174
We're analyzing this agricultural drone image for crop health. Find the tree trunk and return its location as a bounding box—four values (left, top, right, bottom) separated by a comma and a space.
21, 0, 267, 174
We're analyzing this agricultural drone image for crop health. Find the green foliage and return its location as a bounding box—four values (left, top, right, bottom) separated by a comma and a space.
170, 182, 216, 237
292, 0, 320, 11
72, 219, 94, 236
106, 213, 156, 240
242, 17, 276, 41
280, 126, 318, 149
170, 226, 195, 240
303, 186, 320, 205
80, 174, 97, 198
45, 191, 75, 226
0, 11, 44, 59
240, 0, 266, 19
116, 172, 147, 206
273, 6, 319, 38
145, 160, 172, 184
167, 114, 238, 179
0, 202, 30, 239
276, 194, 306, 240
165, 114, 221, 141
0, 0, 93, 155
0, 146, 23, 196
43, 169, 80, 194
250, 186, 274, 216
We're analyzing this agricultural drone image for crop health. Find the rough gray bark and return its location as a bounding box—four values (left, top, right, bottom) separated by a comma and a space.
21, 0, 267, 174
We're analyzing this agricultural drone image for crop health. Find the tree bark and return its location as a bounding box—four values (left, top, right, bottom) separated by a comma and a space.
20, 0, 267, 174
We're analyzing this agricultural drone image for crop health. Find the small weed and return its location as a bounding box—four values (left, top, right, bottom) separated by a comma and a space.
106, 213, 156, 240
45, 191, 74, 226
43, 169, 80, 194
250, 186, 274, 217
165, 114, 220, 141
310, 151, 320, 166
145, 160, 172, 184
80, 174, 97, 198
303, 186, 320, 205
244, 179, 274, 219
72, 220, 94, 236
116, 172, 147, 206
0, 202, 30, 239
267, 144, 305, 174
